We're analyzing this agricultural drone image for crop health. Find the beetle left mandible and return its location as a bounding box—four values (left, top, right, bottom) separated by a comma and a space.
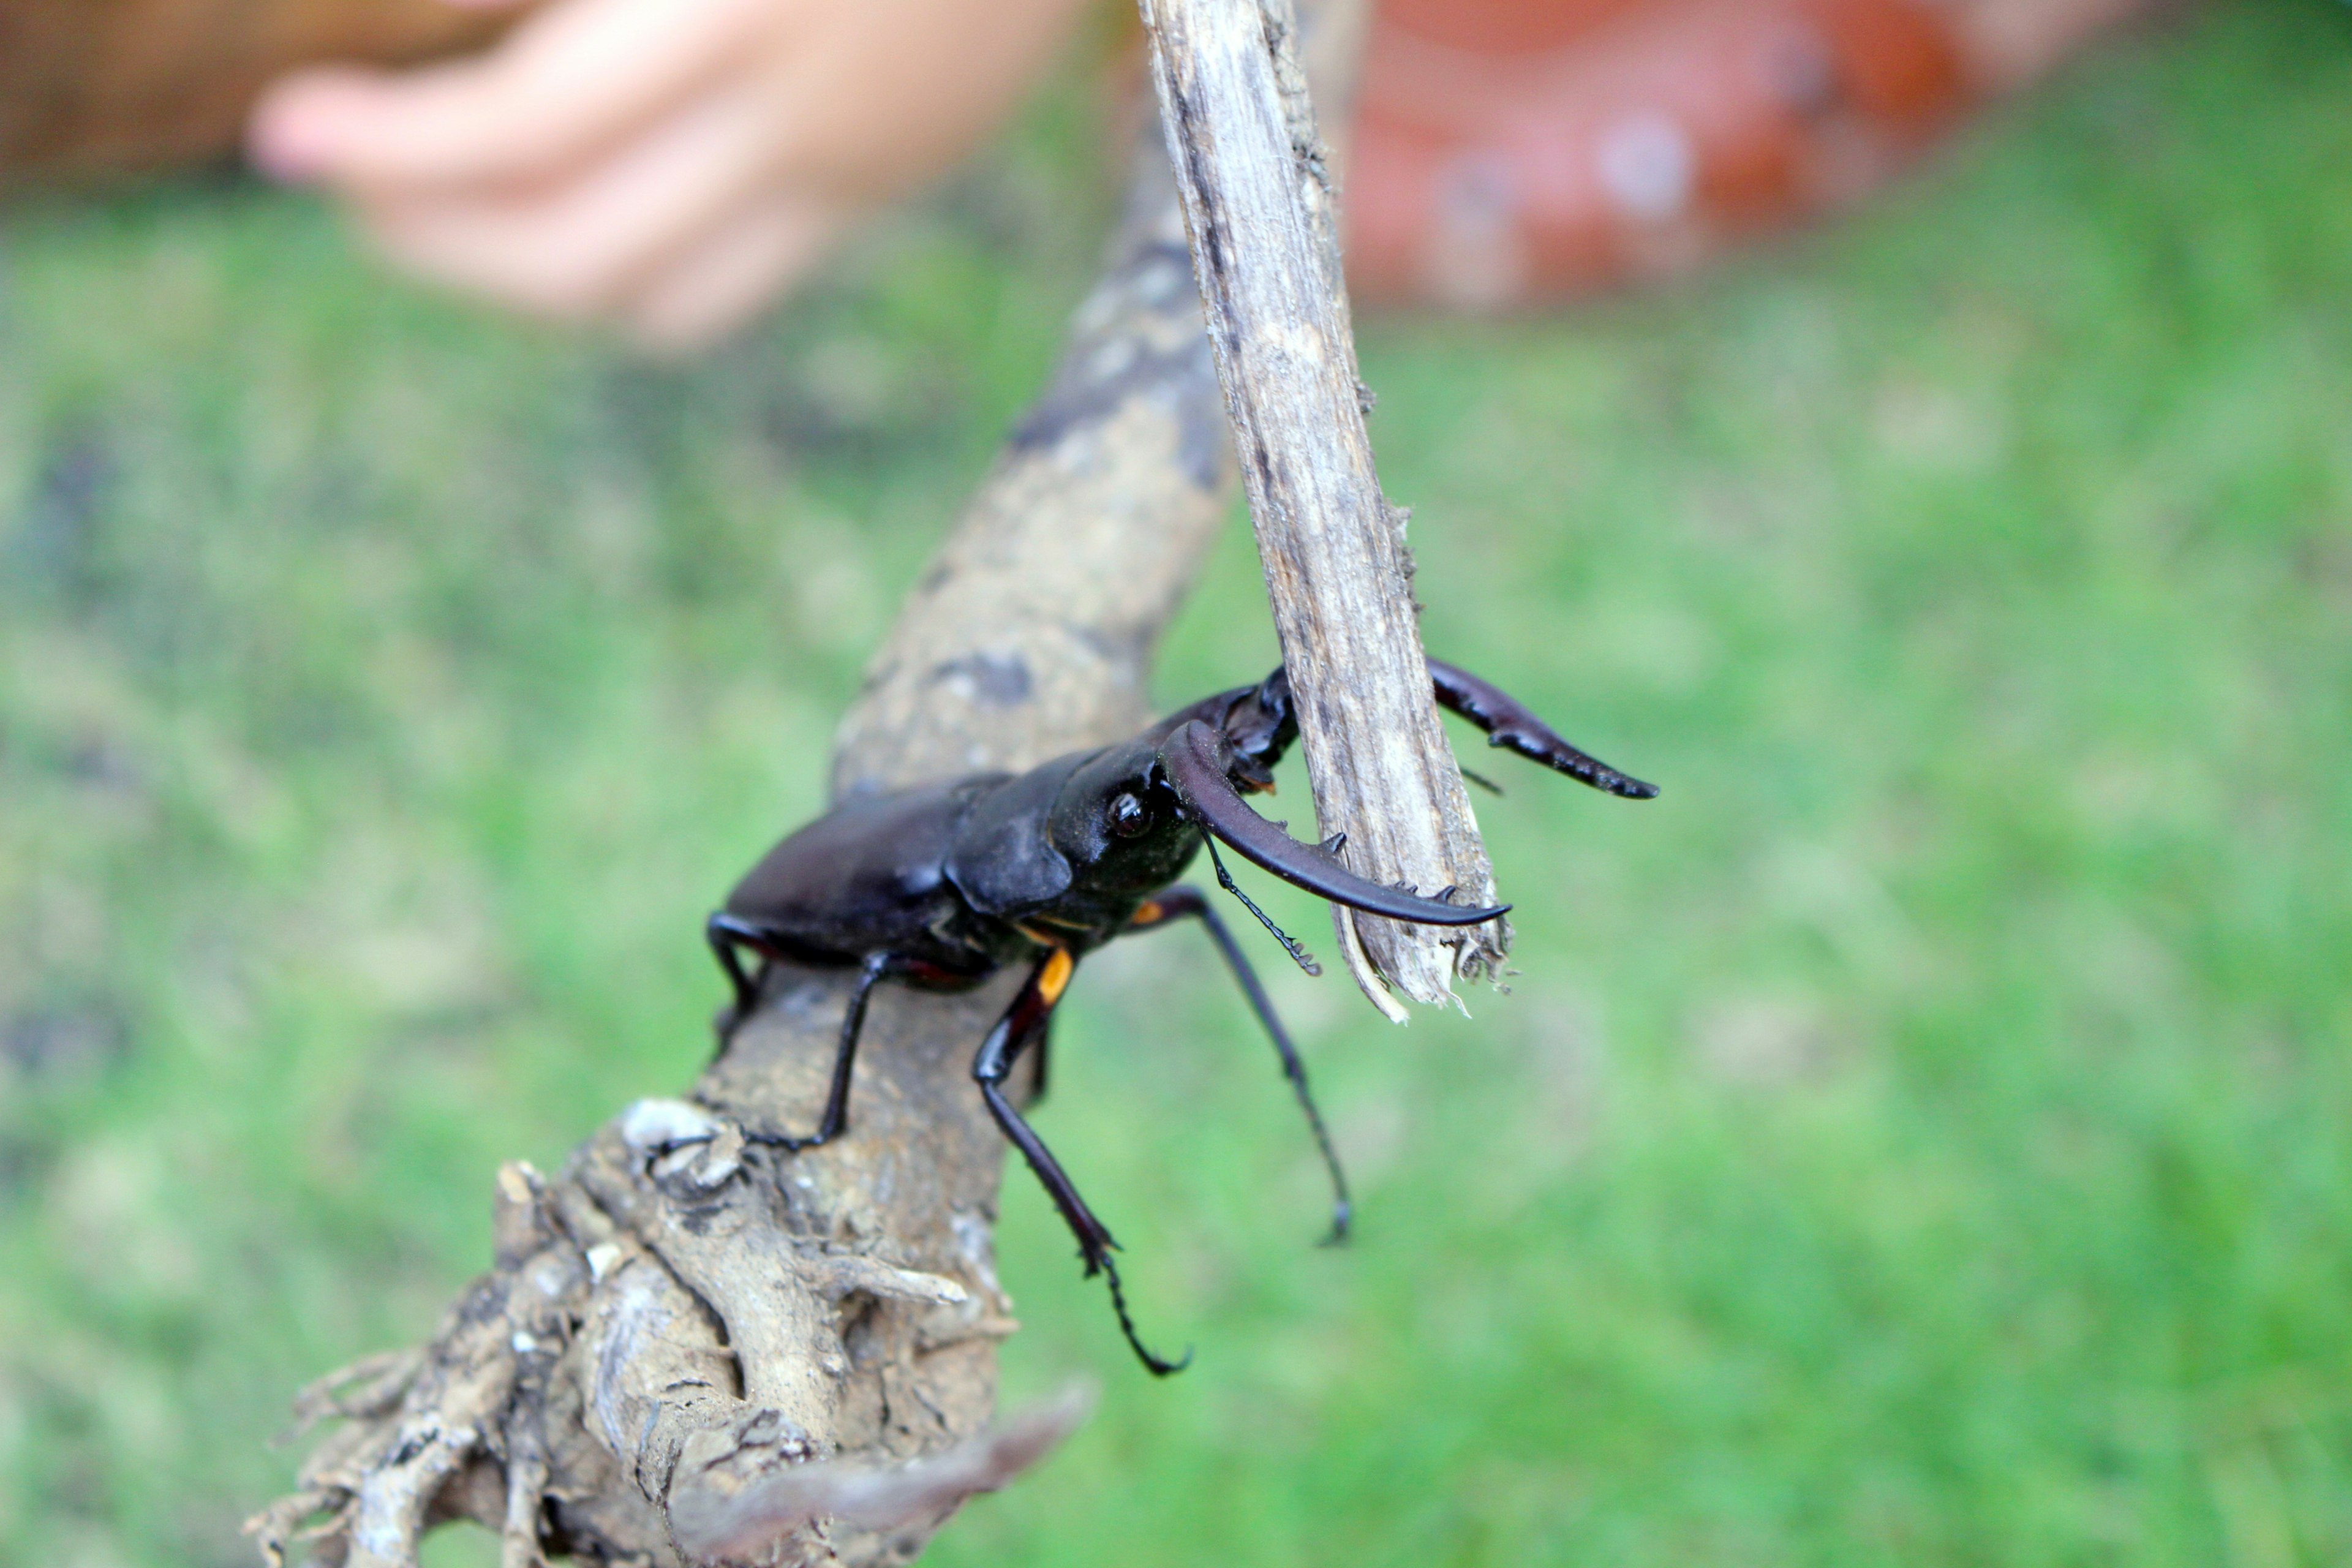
704, 656, 1656, 1374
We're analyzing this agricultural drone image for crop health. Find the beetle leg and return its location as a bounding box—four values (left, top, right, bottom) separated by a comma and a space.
813, 951, 890, 1147
707, 913, 780, 1043
740, 951, 891, 1152
1030, 1011, 1053, 1104
1125, 886, 1351, 1244
974, 949, 1191, 1377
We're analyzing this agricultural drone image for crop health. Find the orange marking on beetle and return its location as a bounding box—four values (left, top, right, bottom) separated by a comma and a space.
1038, 948, 1074, 1005
1132, 900, 1164, 925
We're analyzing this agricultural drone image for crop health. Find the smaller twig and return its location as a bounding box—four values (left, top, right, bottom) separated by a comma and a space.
277, 1350, 424, 1446
1140, 0, 1504, 1014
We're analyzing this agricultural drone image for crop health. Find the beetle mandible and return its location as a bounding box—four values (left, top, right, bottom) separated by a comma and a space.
706, 657, 1656, 1373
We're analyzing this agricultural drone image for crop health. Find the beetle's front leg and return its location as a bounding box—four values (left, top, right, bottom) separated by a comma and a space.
974, 949, 1189, 1377
739, 951, 892, 1152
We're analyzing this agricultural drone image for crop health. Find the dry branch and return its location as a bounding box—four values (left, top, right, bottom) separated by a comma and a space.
1140, 0, 1504, 1014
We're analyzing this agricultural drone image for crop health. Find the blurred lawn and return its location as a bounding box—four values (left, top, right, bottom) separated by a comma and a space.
7, 2, 2352, 1564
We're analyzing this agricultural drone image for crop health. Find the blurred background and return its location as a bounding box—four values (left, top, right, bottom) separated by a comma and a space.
6, 0, 2352, 1563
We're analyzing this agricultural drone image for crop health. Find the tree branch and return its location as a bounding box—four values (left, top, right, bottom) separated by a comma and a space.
1139, 0, 1504, 1016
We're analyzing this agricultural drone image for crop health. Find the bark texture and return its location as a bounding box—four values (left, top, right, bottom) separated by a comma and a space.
1140, 0, 1504, 1014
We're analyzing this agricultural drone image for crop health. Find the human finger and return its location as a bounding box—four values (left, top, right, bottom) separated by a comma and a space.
749, 0, 1097, 202
620, 195, 846, 353
352, 76, 783, 320
248, 0, 786, 192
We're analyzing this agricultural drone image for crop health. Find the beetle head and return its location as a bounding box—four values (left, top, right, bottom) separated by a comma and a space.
1042, 736, 1204, 900
1032, 711, 1517, 934
1210, 667, 1296, 791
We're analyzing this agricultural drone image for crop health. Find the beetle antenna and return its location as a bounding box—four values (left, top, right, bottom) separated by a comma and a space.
1458, 765, 1506, 797
1203, 836, 1322, 977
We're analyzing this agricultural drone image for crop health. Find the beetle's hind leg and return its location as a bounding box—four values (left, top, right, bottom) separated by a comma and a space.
706, 913, 777, 1046
1030, 1011, 1054, 1104
974, 949, 1190, 1377
736, 950, 892, 1153
1126, 886, 1352, 1243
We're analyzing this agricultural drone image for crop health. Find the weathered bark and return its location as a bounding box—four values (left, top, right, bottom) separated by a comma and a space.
1139, 0, 1503, 1016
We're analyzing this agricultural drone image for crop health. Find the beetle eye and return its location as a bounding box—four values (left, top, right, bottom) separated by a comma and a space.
1107, 792, 1150, 837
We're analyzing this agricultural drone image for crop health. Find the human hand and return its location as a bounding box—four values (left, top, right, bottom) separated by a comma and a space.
248, 0, 1095, 351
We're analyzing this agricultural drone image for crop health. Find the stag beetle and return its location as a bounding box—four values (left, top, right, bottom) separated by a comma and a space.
707, 657, 1654, 1373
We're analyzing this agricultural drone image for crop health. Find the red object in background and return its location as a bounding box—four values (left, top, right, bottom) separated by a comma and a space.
1345, 0, 1977, 307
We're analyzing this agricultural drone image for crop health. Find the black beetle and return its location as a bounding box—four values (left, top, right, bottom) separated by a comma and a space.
707, 657, 1654, 1372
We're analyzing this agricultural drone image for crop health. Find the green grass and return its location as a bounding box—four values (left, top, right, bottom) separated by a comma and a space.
6, 2, 2352, 1563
